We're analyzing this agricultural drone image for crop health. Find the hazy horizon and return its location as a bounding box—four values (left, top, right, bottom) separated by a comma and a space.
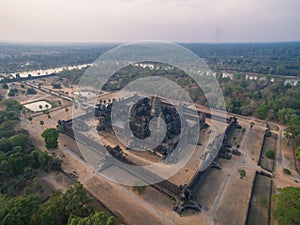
2, 40, 300, 45
1, 0, 300, 43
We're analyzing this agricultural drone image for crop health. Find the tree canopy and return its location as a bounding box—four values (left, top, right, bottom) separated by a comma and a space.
0, 183, 118, 225
41, 128, 59, 149
67, 212, 117, 225
296, 146, 300, 160
273, 187, 300, 225
0, 98, 117, 225
0, 194, 39, 225
266, 149, 275, 159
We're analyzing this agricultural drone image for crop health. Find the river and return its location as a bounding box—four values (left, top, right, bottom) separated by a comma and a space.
7, 64, 90, 78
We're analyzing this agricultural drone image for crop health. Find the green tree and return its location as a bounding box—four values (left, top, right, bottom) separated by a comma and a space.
57, 124, 64, 133
7, 152, 29, 174
250, 122, 255, 130
8, 88, 18, 97
0, 194, 40, 225
41, 128, 59, 149
38, 182, 93, 225
8, 133, 28, 148
273, 187, 300, 225
266, 149, 275, 159
283, 168, 292, 175
296, 146, 300, 160
1, 83, 9, 89
284, 126, 300, 143
238, 169, 246, 179
277, 108, 297, 124
0, 138, 12, 152
1, 98, 23, 112
65, 107, 69, 119
256, 103, 270, 119
241, 105, 255, 116
67, 212, 117, 225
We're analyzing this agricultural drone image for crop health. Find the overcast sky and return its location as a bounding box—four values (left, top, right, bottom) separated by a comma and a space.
0, 0, 299, 43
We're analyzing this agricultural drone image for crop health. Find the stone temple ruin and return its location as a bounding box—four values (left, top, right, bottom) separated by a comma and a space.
95, 94, 206, 163
58, 94, 239, 215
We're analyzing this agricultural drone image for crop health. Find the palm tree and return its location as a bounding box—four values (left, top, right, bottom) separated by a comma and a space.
28, 116, 33, 124
45, 104, 49, 109
40, 120, 44, 128
39, 105, 43, 111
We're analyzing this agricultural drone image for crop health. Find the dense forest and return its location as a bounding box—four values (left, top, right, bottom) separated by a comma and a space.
0, 43, 115, 73
1, 42, 300, 76
0, 99, 118, 225
102, 64, 299, 119
273, 187, 300, 225
183, 42, 300, 76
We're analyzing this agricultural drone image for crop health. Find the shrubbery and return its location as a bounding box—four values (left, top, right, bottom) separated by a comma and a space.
266, 149, 275, 159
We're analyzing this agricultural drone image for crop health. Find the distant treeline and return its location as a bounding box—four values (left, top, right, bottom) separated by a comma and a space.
1, 42, 299, 76
0, 73, 56, 83
182, 42, 300, 76
0, 43, 116, 74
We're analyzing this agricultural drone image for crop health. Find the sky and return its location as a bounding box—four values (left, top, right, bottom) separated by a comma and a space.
0, 0, 299, 43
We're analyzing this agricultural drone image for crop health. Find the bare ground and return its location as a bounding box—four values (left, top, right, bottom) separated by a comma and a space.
243, 126, 265, 163
212, 164, 255, 225
260, 132, 277, 172
246, 174, 272, 225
